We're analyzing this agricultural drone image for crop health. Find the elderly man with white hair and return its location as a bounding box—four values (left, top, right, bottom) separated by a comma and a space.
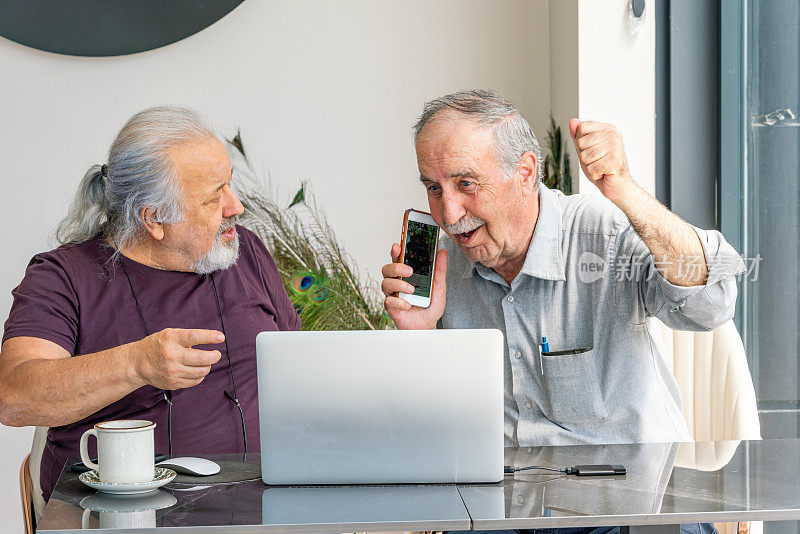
383, 89, 744, 447
382, 89, 743, 534
0, 107, 300, 501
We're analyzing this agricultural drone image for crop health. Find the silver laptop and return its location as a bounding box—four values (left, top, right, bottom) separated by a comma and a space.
255, 328, 504, 485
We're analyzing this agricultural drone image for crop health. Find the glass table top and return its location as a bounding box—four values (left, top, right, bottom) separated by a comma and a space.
36, 440, 800, 532
461, 440, 800, 530
36, 454, 470, 533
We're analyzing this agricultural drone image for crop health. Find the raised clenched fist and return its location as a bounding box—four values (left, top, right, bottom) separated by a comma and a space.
569, 119, 634, 202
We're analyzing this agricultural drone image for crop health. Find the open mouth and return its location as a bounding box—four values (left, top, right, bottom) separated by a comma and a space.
220, 226, 237, 239
454, 225, 482, 246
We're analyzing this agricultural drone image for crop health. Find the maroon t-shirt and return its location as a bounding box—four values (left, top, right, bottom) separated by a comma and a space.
2, 226, 300, 500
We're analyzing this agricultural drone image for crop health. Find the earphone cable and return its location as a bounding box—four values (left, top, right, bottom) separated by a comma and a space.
120, 256, 174, 458
119, 256, 247, 458
210, 272, 248, 455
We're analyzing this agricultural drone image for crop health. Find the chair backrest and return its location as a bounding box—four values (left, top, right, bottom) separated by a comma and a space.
29, 426, 48, 523
651, 318, 761, 442
19, 454, 34, 534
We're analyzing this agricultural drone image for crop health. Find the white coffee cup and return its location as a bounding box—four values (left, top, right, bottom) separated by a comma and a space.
79, 420, 155, 483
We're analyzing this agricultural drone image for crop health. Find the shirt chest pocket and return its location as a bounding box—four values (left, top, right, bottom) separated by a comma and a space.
539, 348, 611, 426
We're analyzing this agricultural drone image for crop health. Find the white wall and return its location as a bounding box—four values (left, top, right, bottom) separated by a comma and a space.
549, 0, 656, 196
578, 0, 656, 196
0, 1, 550, 529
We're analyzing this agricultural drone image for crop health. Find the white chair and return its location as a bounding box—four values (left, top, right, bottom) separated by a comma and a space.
653, 318, 760, 442
652, 318, 761, 534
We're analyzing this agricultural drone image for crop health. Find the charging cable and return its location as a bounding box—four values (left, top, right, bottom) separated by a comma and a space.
504, 464, 626, 476
505, 465, 568, 475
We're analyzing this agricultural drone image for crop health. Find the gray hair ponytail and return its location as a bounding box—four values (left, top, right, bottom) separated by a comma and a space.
55, 106, 216, 249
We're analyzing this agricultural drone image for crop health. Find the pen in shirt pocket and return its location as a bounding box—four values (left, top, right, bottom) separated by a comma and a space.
538, 337, 548, 375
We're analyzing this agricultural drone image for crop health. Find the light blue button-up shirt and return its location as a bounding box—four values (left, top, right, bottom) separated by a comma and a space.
439, 183, 744, 446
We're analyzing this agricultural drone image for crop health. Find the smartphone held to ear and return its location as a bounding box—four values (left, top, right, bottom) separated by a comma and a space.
398, 209, 440, 308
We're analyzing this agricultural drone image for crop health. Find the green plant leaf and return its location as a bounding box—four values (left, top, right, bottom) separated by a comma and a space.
288, 185, 306, 208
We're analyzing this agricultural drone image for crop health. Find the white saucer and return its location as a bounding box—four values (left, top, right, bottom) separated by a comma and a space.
78, 467, 177, 495
80, 489, 177, 512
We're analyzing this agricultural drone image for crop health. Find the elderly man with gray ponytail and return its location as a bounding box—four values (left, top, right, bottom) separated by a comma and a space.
0, 106, 300, 502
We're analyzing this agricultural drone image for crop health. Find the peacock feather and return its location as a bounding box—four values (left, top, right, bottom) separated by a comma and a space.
225, 131, 394, 331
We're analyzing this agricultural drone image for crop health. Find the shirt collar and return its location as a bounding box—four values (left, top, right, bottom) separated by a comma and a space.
462, 182, 566, 282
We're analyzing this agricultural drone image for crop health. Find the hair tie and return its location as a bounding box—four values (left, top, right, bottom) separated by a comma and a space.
100, 164, 108, 183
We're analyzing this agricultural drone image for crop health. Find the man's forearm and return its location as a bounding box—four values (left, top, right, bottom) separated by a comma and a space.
568, 120, 709, 287
613, 183, 708, 287
0, 341, 146, 428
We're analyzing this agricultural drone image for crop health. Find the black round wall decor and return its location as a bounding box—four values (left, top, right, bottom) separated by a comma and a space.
0, 0, 244, 57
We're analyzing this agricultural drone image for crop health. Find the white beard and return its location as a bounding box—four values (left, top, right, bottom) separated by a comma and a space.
190, 220, 240, 274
